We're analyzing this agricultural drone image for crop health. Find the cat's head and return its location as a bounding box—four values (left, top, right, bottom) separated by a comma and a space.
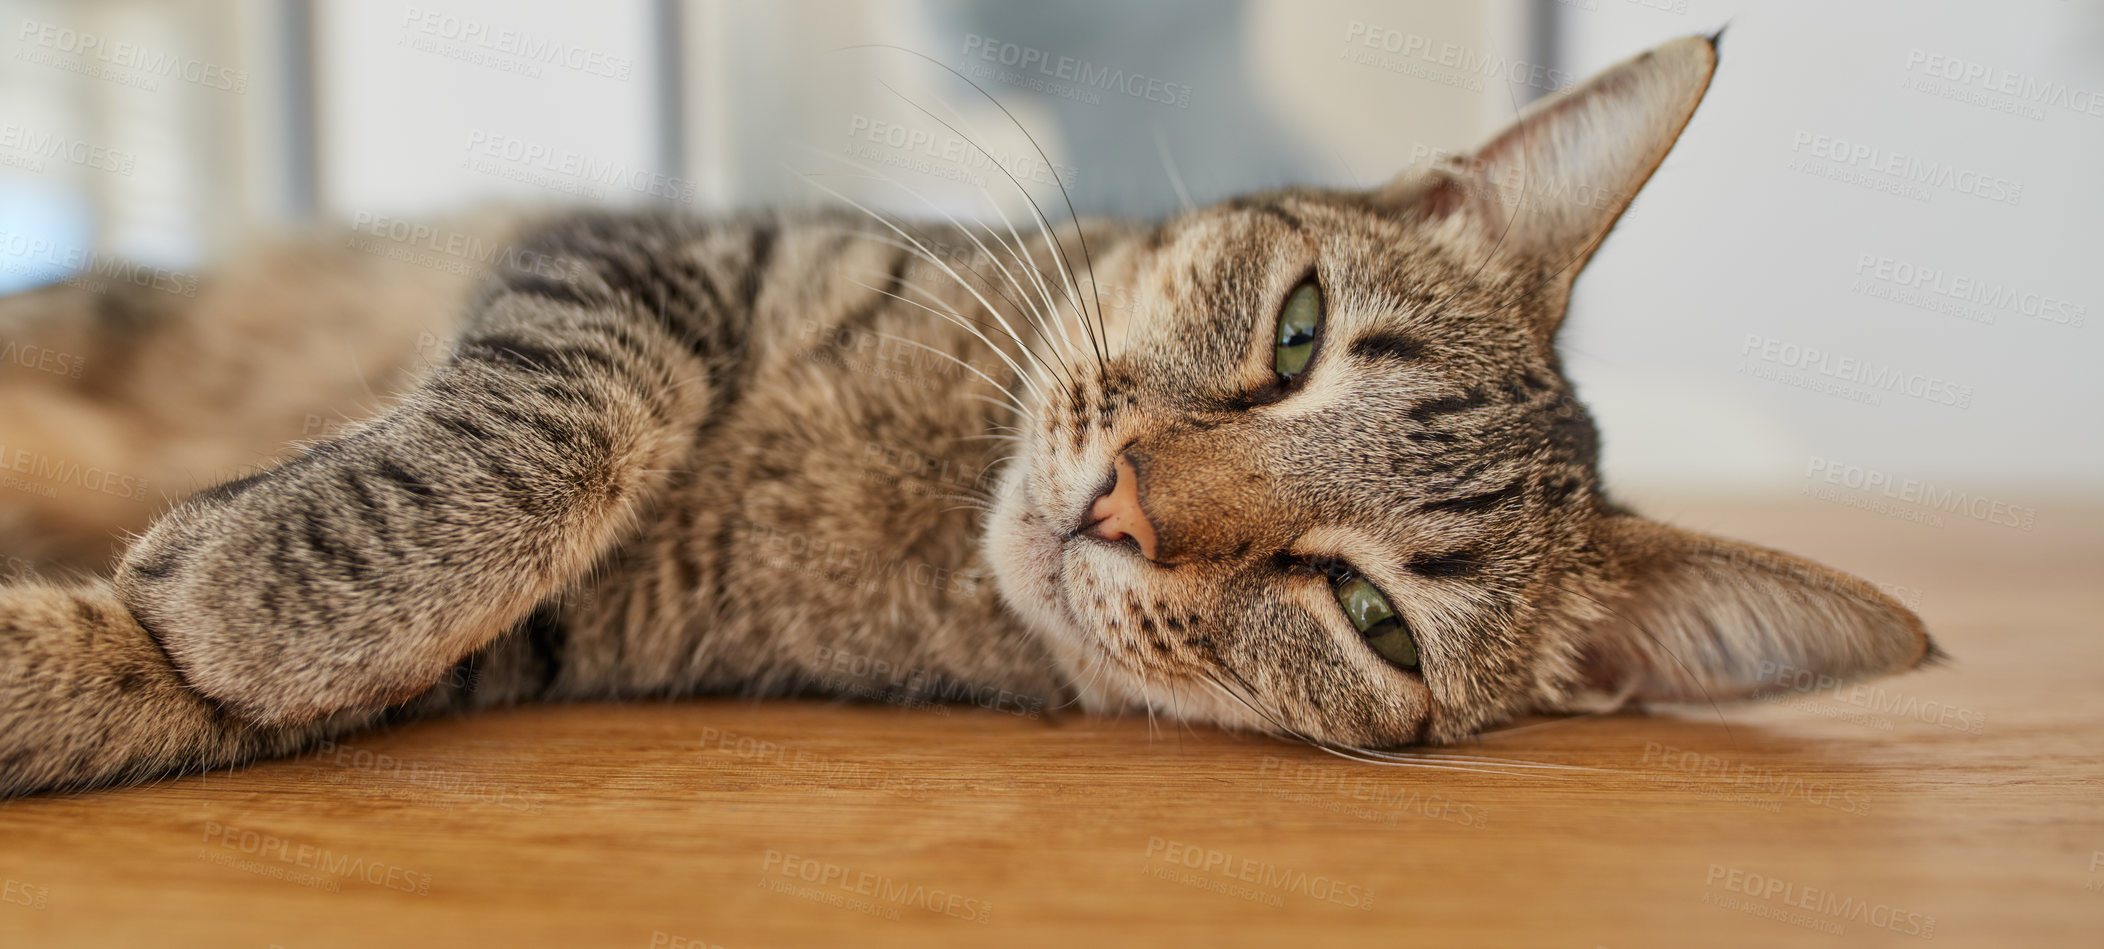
984, 34, 1936, 745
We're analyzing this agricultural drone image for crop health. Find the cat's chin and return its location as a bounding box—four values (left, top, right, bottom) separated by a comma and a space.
984, 474, 1128, 714
982, 469, 1278, 732
979, 464, 1162, 716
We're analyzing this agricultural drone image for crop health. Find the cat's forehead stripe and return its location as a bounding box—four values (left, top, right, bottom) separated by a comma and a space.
1221, 197, 1306, 233
1346, 330, 1426, 364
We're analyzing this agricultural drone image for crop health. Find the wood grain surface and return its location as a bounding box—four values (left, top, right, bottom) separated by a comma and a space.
1, 496, 2098, 948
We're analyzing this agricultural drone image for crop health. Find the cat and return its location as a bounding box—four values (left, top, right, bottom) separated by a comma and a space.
0, 33, 1936, 797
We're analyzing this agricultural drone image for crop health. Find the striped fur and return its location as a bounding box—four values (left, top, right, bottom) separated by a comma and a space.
0, 35, 1934, 796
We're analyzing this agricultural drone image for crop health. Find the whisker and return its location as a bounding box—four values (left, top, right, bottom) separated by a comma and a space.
807, 112, 1079, 367
843, 288, 1034, 411
959, 391, 1025, 418
834, 44, 1110, 369
1308, 744, 1566, 777
884, 271, 1063, 390
802, 225, 1069, 382
877, 82, 1098, 372
1062, 646, 1116, 713
1192, 669, 1568, 779
1468, 700, 1632, 741
973, 452, 1015, 483
797, 159, 1077, 389
793, 168, 1050, 401
1152, 122, 1196, 212
1349, 750, 1614, 773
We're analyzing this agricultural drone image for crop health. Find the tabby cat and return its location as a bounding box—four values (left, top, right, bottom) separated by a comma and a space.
0, 34, 1935, 797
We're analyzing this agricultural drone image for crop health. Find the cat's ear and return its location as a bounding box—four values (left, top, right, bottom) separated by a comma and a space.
1551, 516, 1939, 709
1373, 34, 1719, 328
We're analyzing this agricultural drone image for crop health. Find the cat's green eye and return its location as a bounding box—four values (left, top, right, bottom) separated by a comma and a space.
1332, 573, 1420, 671
1273, 281, 1322, 381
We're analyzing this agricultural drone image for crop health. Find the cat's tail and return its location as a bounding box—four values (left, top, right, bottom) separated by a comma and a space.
0, 578, 376, 797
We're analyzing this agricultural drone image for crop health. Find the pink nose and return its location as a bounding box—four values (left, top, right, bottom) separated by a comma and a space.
1085, 453, 1159, 561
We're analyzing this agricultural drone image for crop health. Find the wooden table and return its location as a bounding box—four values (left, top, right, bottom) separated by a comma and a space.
2, 497, 2099, 947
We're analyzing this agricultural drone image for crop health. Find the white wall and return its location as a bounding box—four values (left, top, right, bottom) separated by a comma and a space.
1552, 0, 2104, 493
312, 0, 668, 220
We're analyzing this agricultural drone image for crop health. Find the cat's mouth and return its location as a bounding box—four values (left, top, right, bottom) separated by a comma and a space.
986, 469, 1131, 687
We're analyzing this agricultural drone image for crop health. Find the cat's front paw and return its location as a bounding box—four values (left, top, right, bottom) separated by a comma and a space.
110, 461, 504, 726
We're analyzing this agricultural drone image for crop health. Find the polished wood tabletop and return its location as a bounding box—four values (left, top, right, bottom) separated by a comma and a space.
1, 497, 2098, 948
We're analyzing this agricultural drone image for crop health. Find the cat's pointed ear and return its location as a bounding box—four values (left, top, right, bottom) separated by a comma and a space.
1552, 516, 1939, 709
1373, 34, 1719, 328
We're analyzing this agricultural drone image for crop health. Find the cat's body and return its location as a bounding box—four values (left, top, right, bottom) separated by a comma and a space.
0, 34, 1937, 797
0, 209, 1092, 794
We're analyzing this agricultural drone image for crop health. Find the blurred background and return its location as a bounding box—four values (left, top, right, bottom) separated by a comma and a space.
2, 0, 2099, 500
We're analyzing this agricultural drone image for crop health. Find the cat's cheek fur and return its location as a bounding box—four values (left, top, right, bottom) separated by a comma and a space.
983, 473, 1083, 683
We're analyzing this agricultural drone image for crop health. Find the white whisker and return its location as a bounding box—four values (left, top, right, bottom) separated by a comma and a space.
796, 148, 1075, 388
792, 167, 1053, 402
917, 94, 1094, 373
1153, 122, 1196, 213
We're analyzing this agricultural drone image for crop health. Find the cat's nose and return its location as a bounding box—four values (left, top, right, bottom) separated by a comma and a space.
1084, 453, 1159, 561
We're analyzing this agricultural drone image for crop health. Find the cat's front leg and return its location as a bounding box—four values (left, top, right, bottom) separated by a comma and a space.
113, 211, 754, 726
0, 578, 376, 796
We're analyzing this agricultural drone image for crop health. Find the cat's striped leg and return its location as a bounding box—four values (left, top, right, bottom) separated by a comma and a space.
111, 211, 762, 726
0, 579, 377, 796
